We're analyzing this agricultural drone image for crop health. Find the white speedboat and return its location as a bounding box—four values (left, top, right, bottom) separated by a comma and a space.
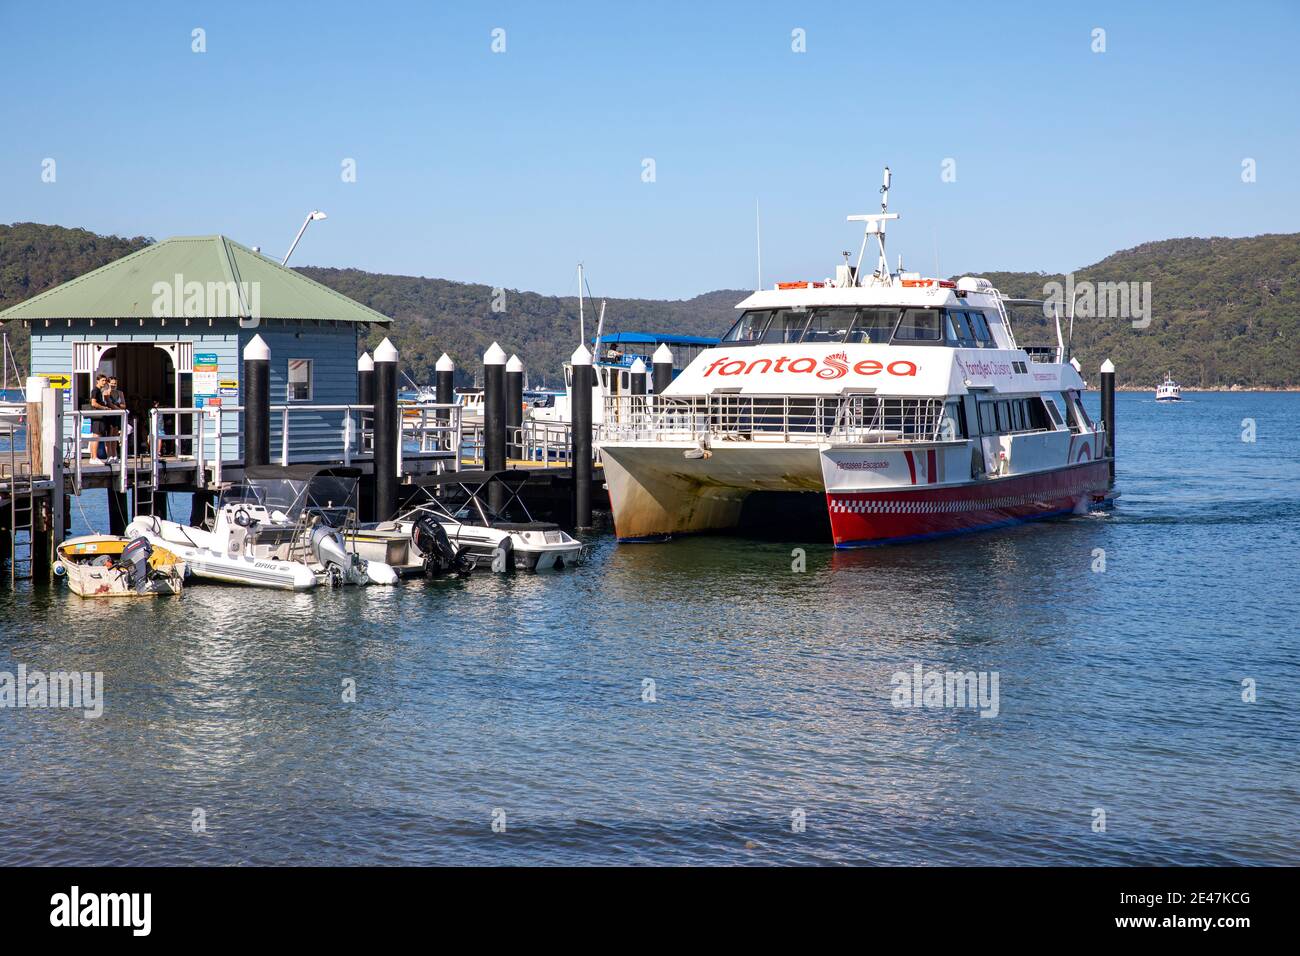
350, 469, 584, 572
55, 535, 185, 598
127, 465, 397, 590
1156, 373, 1181, 402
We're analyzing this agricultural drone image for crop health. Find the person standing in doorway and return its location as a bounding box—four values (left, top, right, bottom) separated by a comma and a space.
87, 373, 109, 461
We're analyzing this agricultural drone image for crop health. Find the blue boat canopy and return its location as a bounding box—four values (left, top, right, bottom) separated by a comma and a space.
597, 332, 720, 347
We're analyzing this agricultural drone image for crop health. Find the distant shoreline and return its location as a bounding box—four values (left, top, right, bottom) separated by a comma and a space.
1111, 385, 1300, 393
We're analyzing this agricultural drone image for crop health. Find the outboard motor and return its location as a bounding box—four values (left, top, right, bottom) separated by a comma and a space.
310, 525, 369, 587
116, 536, 154, 594
411, 515, 471, 578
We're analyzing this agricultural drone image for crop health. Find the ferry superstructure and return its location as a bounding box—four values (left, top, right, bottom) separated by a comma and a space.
1156, 373, 1182, 402
595, 169, 1113, 546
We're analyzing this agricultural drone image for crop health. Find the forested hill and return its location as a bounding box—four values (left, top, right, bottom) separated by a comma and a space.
969, 233, 1300, 388
3, 222, 1298, 388
295, 267, 745, 387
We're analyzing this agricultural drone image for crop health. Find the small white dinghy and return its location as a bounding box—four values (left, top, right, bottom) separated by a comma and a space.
55, 535, 185, 598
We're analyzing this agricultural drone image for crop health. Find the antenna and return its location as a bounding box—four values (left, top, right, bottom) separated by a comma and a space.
577, 263, 585, 345
848, 165, 900, 286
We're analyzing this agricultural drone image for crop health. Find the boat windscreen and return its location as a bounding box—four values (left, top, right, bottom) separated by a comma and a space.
220, 475, 358, 519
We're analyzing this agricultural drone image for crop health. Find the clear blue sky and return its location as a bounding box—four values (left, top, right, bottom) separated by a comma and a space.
2, 0, 1297, 299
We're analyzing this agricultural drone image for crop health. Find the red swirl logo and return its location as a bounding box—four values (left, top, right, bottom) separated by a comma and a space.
817, 351, 849, 380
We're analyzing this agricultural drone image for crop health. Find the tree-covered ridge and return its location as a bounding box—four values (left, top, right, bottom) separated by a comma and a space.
295, 266, 744, 386
0, 223, 152, 377
970, 233, 1300, 388
3, 222, 1298, 388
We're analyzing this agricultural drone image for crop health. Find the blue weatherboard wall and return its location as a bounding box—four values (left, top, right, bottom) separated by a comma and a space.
236, 321, 360, 463
29, 317, 360, 465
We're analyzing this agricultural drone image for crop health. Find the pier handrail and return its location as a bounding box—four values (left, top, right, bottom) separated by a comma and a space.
148, 407, 209, 489
145, 402, 463, 485
461, 418, 586, 468
399, 404, 463, 473
69, 409, 130, 493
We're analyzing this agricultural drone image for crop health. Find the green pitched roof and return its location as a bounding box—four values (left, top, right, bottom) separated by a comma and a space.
0, 234, 390, 324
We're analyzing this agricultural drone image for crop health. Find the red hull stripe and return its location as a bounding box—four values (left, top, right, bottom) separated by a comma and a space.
826, 461, 1111, 547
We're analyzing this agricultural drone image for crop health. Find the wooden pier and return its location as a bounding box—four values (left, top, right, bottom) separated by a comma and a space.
1, 381, 604, 583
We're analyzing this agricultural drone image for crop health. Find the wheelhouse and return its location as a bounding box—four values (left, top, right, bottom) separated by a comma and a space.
721, 306, 1010, 349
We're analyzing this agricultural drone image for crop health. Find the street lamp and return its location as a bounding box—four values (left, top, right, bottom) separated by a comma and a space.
282, 210, 327, 265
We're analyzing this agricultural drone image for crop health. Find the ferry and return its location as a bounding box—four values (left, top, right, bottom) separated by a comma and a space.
596, 168, 1114, 547
1155, 372, 1182, 402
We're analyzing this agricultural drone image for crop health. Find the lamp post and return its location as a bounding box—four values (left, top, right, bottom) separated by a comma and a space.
282, 210, 328, 265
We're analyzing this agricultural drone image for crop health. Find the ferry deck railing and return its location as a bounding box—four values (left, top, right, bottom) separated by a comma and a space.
599, 394, 948, 445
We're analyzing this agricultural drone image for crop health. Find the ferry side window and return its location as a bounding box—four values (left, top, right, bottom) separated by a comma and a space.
995, 400, 1011, 432
1028, 398, 1053, 430
892, 309, 942, 343
945, 311, 976, 347
983, 312, 1004, 347
1072, 394, 1095, 428
942, 402, 966, 439
978, 401, 997, 435
760, 309, 808, 344
846, 309, 898, 344
724, 310, 771, 343
1059, 392, 1082, 432
968, 311, 993, 347
1041, 396, 1065, 428
1012, 400, 1026, 432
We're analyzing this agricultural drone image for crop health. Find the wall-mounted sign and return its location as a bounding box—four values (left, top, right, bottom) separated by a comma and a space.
193, 352, 219, 372
39, 373, 71, 389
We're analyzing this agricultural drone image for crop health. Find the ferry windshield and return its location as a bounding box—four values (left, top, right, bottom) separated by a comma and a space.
723, 307, 948, 346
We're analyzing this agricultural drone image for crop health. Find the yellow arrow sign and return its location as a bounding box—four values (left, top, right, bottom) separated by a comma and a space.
40, 373, 71, 389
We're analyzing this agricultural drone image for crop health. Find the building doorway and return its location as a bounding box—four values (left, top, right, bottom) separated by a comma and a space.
79, 344, 192, 456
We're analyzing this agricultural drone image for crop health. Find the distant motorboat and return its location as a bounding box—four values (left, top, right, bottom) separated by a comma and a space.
1156, 373, 1182, 402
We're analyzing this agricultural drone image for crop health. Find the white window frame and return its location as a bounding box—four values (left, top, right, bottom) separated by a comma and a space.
287, 359, 313, 402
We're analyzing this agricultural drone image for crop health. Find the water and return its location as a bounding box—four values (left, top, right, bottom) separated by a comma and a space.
2, 393, 1297, 865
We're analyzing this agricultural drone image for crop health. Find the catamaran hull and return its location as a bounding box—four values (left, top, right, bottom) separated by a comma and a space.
597, 441, 825, 540
599, 440, 1111, 547
826, 459, 1111, 546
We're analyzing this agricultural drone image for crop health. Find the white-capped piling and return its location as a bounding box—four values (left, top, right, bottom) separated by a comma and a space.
357, 351, 375, 407
652, 342, 673, 394
483, 343, 507, 511
571, 344, 593, 530
373, 337, 400, 520
243, 334, 270, 467
629, 357, 647, 396
1100, 359, 1116, 483
506, 354, 524, 461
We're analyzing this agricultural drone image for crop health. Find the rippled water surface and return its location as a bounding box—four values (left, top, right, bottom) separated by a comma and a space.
2, 393, 1297, 865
